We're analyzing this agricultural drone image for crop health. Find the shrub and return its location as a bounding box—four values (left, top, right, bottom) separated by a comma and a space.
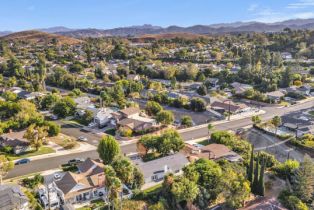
273, 160, 299, 179
279, 190, 308, 210
119, 127, 133, 137
22, 174, 44, 189
1, 145, 13, 154
44, 121, 61, 137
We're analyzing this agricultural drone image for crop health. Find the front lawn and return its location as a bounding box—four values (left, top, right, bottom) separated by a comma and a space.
7, 147, 55, 160
197, 139, 210, 146
49, 133, 79, 150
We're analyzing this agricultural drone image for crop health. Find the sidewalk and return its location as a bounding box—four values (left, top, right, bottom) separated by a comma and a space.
13, 142, 96, 162
178, 109, 265, 133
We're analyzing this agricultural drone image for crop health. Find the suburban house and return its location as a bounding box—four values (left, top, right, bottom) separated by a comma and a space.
281, 114, 314, 137
140, 89, 158, 99
230, 65, 241, 74
206, 78, 219, 88
126, 74, 141, 81
38, 183, 60, 209
210, 100, 250, 114
0, 130, 30, 154
231, 82, 253, 95
93, 108, 115, 128
281, 52, 292, 60
265, 90, 285, 103
54, 158, 106, 205
112, 107, 157, 133
134, 153, 189, 184
53, 158, 132, 206
286, 85, 312, 96
0, 184, 29, 210
74, 97, 116, 128
74, 96, 95, 111
183, 143, 242, 162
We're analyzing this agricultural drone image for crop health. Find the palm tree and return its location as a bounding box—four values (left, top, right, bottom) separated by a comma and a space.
104, 166, 122, 210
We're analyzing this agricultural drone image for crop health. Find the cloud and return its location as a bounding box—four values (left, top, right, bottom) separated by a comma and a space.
250, 8, 286, 23
287, 0, 314, 9
293, 12, 314, 18
248, 3, 258, 12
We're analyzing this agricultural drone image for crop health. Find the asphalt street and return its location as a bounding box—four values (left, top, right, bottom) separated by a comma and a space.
6, 99, 314, 180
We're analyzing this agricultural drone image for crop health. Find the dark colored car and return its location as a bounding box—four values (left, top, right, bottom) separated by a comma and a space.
67, 158, 85, 165
15, 158, 31, 165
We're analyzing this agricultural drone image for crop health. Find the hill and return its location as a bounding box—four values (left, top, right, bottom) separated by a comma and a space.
130, 33, 209, 42
55, 18, 314, 38
1, 30, 83, 45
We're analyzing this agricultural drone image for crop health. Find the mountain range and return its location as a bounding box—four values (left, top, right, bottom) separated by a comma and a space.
2, 19, 314, 38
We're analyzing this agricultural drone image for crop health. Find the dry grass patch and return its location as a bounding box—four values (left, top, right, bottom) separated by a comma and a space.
49, 134, 79, 150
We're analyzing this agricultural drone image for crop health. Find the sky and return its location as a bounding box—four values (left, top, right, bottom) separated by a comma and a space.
1, 0, 314, 31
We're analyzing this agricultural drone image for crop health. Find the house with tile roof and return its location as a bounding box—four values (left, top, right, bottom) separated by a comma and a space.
54, 158, 106, 205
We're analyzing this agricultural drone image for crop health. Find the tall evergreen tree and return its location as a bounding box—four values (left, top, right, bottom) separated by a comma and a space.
258, 158, 265, 196
252, 154, 259, 194
248, 145, 254, 185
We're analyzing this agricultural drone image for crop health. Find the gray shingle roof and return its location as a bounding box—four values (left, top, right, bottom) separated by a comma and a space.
135, 153, 189, 180
0, 184, 29, 210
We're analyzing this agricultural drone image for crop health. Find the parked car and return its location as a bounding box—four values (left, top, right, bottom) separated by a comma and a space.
68, 158, 85, 165
77, 136, 88, 142
15, 158, 30, 165
50, 115, 58, 120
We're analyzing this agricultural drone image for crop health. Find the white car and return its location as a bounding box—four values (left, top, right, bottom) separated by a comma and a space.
78, 136, 88, 142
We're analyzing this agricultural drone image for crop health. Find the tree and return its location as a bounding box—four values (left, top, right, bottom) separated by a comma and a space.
81, 110, 94, 125
111, 156, 134, 185
0, 155, 14, 184
293, 155, 314, 203
248, 145, 254, 185
271, 116, 282, 134
97, 135, 120, 164
137, 135, 158, 156
183, 159, 223, 203
190, 98, 206, 112
40, 93, 59, 110
131, 167, 144, 189
44, 121, 60, 137
197, 85, 207, 96
251, 115, 262, 125
170, 177, 199, 209
24, 124, 48, 151
104, 165, 122, 210
222, 168, 251, 208
53, 97, 76, 118
180, 115, 193, 127
69, 62, 84, 73
252, 155, 259, 195
157, 129, 184, 156
14, 100, 44, 129
146, 101, 163, 116
274, 159, 300, 179
156, 110, 174, 125
257, 158, 265, 196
